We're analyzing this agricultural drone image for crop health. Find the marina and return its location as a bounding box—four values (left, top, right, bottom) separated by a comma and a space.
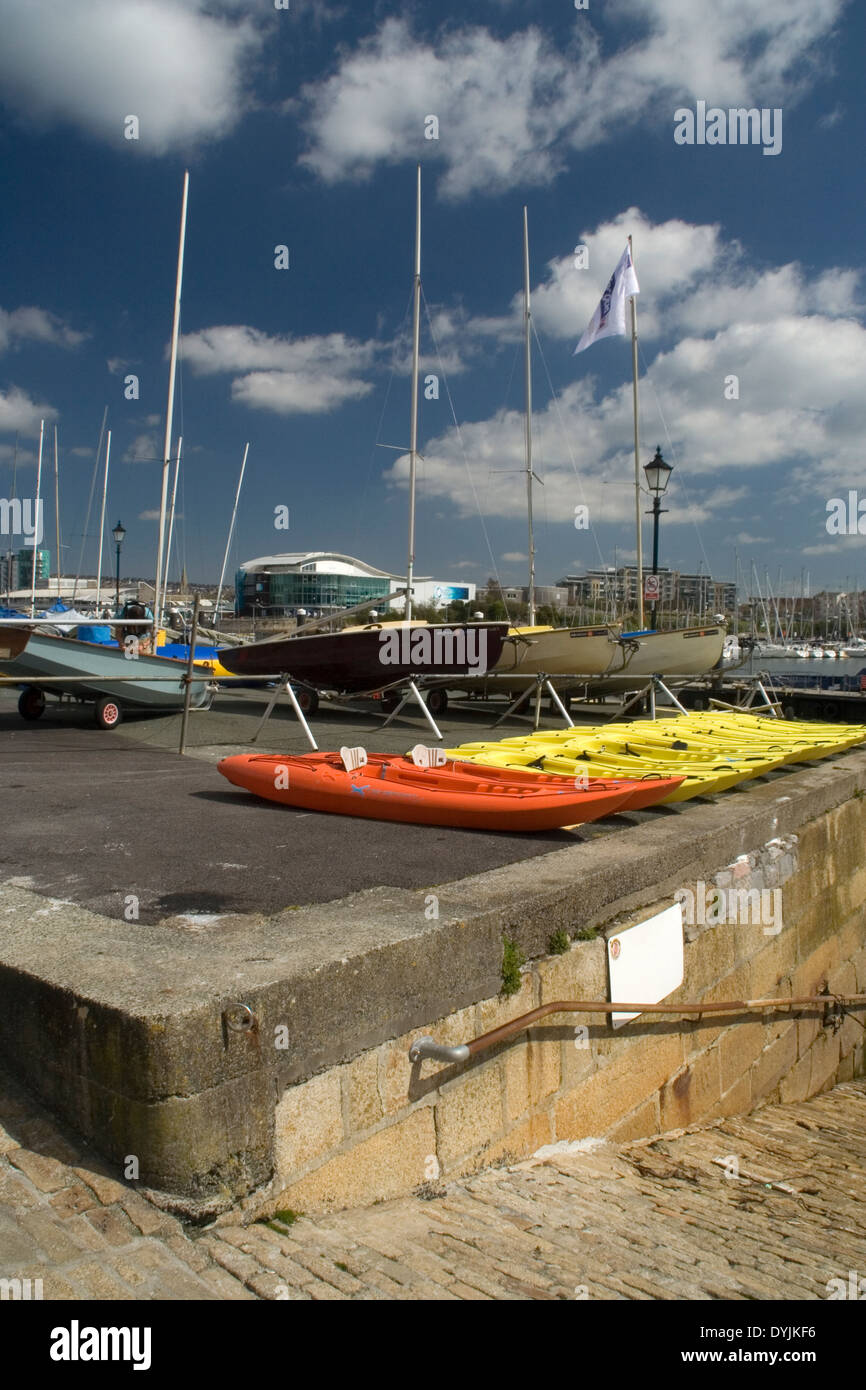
1, 0, 864, 1329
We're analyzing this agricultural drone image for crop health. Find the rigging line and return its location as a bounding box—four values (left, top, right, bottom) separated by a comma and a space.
483, 337, 522, 525
532, 328, 607, 585
74, 406, 108, 598
353, 286, 413, 571
637, 342, 714, 582
420, 285, 515, 624
530, 320, 609, 576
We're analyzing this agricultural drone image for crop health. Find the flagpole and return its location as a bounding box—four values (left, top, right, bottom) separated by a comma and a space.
628, 235, 644, 629
523, 206, 536, 627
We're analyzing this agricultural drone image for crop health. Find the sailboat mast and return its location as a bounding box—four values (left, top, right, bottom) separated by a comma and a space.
95, 430, 111, 611
53, 426, 61, 598
30, 420, 44, 619
215, 441, 250, 628
405, 165, 422, 627
6, 432, 18, 603
161, 436, 183, 619
523, 207, 536, 627
154, 169, 189, 628
629, 236, 644, 629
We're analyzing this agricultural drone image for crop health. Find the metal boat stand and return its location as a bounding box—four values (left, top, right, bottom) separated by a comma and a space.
604, 674, 690, 723
379, 680, 443, 741
492, 672, 576, 730
251, 675, 319, 750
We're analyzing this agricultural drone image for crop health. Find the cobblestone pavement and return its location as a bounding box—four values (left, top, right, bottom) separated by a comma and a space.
2, 1065, 864, 1301
0, 1067, 252, 1300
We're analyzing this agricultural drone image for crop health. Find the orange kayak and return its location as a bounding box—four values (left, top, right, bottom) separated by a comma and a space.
445, 760, 683, 812
217, 752, 643, 831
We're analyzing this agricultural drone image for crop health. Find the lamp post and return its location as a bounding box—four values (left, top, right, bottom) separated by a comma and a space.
112, 520, 126, 610
643, 447, 673, 629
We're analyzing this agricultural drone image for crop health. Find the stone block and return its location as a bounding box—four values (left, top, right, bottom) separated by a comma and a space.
827, 959, 857, 999
449, 1112, 552, 1177
795, 888, 839, 960
747, 935, 789, 999
794, 936, 841, 998
278, 1107, 436, 1213
751, 1025, 797, 1102
555, 1032, 683, 1140
537, 940, 607, 1004
527, 1029, 561, 1104
711, 1071, 752, 1120
779, 1051, 812, 1105
838, 1010, 862, 1061
808, 1028, 841, 1096
502, 1044, 530, 1124
475, 974, 536, 1034
274, 1071, 344, 1179
719, 1019, 764, 1094
378, 1033, 415, 1118
436, 1061, 504, 1167
344, 1049, 382, 1134
659, 1047, 721, 1130
607, 1095, 659, 1144
559, 1028, 598, 1090
683, 961, 753, 1058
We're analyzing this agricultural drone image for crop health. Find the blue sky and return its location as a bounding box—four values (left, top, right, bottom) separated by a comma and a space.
1, 0, 864, 596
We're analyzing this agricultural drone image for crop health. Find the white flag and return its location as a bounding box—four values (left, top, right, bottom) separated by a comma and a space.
574, 243, 640, 354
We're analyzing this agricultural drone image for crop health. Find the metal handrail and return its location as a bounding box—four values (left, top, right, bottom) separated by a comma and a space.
408, 992, 866, 1064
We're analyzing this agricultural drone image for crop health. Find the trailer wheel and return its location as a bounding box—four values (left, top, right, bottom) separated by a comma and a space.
294, 687, 319, 716
94, 696, 123, 729
426, 688, 449, 716
18, 688, 46, 720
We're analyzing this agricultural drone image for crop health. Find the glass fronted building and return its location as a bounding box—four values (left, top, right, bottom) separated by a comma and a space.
235, 553, 400, 618
235, 552, 476, 618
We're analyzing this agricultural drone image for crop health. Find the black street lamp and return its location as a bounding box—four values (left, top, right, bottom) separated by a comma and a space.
643, 447, 673, 629
112, 520, 126, 609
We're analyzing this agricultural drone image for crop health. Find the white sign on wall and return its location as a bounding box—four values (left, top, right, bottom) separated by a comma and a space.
607, 903, 684, 1028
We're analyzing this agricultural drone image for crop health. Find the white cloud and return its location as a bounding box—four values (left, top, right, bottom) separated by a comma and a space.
123, 432, 160, 462
0, 0, 263, 153
501, 551, 528, 562
0, 389, 57, 436
298, 3, 846, 199
182, 324, 380, 415
231, 370, 373, 415
382, 209, 866, 533
0, 305, 86, 353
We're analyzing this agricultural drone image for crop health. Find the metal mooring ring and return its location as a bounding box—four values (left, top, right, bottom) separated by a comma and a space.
224, 1002, 256, 1033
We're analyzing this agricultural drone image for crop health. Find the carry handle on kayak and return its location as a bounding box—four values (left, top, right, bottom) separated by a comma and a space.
340, 746, 368, 772
410, 744, 447, 768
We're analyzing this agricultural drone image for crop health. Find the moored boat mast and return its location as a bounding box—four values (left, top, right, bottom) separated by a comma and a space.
405, 165, 422, 626
29, 420, 44, 619
154, 170, 189, 630
523, 207, 536, 627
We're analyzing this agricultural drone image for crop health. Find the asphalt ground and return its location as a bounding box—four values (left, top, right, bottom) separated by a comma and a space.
0, 686, 670, 924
